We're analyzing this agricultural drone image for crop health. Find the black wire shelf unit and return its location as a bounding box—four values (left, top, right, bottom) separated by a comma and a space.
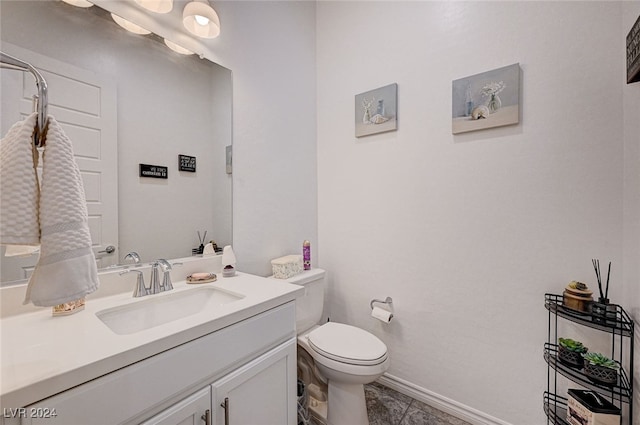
544, 293, 634, 425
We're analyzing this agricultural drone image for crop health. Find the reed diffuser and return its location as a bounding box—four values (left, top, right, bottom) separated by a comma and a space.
591, 259, 616, 324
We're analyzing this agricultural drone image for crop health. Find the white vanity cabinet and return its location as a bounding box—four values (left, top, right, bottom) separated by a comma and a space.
140, 387, 212, 425
15, 302, 297, 425
210, 338, 296, 425
143, 339, 296, 425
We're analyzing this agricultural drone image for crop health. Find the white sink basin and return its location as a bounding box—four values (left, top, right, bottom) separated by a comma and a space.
96, 287, 244, 335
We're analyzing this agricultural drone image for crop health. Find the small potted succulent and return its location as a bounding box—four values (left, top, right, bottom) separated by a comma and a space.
583, 352, 619, 385
557, 337, 588, 368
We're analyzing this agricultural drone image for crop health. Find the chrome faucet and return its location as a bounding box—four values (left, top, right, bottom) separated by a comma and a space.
119, 269, 149, 297
149, 259, 181, 294
120, 259, 182, 297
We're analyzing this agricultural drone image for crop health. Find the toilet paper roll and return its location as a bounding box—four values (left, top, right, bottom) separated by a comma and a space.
371, 306, 393, 323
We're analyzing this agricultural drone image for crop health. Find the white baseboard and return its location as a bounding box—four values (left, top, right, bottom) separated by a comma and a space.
377, 373, 513, 425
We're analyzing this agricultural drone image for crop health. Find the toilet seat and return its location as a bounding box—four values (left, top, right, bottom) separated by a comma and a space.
307, 322, 388, 366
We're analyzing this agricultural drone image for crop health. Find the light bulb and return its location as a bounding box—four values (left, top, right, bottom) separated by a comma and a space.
183, 1, 220, 39
194, 15, 209, 26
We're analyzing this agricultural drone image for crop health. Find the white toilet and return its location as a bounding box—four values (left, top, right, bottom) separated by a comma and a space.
283, 268, 389, 425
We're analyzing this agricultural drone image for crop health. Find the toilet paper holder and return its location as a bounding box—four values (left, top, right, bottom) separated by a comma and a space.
370, 297, 393, 310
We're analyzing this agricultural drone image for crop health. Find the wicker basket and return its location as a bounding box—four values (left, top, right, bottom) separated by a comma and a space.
558, 346, 585, 369
584, 360, 617, 385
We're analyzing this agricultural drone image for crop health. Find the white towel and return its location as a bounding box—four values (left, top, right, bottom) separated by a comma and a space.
4, 245, 39, 257
0, 113, 40, 247
1, 113, 99, 306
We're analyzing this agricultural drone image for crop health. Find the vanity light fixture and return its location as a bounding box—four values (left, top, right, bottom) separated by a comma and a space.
111, 13, 152, 35
135, 0, 173, 14
182, 0, 220, 39
164, 39, 194, 55
61, 0, 93, 8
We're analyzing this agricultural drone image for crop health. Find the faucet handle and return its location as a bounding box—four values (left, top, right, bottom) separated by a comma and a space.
149, 262, 162, 294
156, 259, 172, 272
120, 269, 149, 297
162, 273, 173, 292
155, 259, 179, 292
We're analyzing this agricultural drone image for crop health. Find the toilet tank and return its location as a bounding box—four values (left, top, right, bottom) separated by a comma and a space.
282, 268, 326, 334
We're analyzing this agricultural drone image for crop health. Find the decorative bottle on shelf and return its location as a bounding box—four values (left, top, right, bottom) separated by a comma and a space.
362, 108, 371, 124
376, 99, 385, 116
465, 84, 474, 116
487, 93, 501, 113
303, 240, 311, 270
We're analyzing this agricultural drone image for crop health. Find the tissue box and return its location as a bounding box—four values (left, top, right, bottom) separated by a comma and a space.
567, 389, 620, 425
271, 255, 303, 279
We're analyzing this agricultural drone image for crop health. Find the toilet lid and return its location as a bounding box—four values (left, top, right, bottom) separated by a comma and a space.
308, 322, 388, 366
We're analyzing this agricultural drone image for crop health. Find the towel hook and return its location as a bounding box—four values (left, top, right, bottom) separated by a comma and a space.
370, 297, 393, 310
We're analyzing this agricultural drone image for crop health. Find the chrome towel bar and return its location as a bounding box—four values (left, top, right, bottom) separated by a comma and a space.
0, 51, 48, 147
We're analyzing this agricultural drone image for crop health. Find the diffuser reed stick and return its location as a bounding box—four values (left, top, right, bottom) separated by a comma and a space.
591, 258, 612, 303
592, 259, 603, 300
197, 230, 207, 254
605, 261, 611, 300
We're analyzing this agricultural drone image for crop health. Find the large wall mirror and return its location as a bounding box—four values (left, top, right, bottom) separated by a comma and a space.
0, 0, 232, 284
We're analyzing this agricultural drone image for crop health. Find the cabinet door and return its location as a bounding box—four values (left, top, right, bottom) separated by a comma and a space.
211, 338, 296, 425
140, 387, 211, 425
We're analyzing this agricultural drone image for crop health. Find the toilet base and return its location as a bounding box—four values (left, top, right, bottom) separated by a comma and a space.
327, 381, 369, 425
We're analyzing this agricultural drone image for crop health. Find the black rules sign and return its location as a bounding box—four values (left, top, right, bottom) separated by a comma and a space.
139, 164, 168, 179
179, 155, 196, 172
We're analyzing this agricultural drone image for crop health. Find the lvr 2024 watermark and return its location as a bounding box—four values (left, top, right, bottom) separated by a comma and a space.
3, 407, 58, 419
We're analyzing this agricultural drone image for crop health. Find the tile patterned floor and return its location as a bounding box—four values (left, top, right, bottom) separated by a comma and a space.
364, 382, 472, 425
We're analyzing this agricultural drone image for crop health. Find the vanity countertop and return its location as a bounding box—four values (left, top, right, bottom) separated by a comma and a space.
0, 271, 303, 409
